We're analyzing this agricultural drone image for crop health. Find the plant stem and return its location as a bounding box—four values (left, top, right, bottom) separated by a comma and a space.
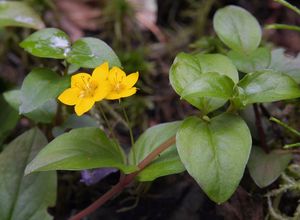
274, 0, 300, 16
120, 100, 135, 146
97, 104, 117, 140
253, 104, 269, 153
270, 117, 300, 137
265, 24, 300, 32
69, 136, 176, 220
119, 100, 136, 164
102, 101, 128, 127
284, 142, 300, 149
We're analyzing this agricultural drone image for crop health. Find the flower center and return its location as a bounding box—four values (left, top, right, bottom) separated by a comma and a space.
78, 78, 97, 98
113, 82, 124, 93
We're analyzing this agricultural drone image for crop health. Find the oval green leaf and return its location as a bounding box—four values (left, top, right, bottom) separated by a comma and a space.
228, 47, 271, 73
67, 37, 121, 68
247, 146, 292, 188
25, 127, 136, 174
238, 70, 300, 105
0, 1, 45, 29
213, 5, 261, 53
176, 113, 252, 203
20, 28, 71, 59
0, 128, 56, 220
19, 68, 69, 114
129, 121, 185, 181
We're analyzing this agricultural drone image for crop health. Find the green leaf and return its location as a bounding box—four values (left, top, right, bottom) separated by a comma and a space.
169, 53, 238, 113
176, 113, 252, 203
129, 122, 185, 181
25, 127, 136, 174
213, 5, 261, 53
0, 128, 56, 220
269, 48, 300, 83
0, 95, 19, 145
238, 70, 300, 105
20, 28, 71, 59
0, 1, 44, 29
4, 89, 56, 124
67, 37, 121, 68
247, 146, 292, 188
20, 68, 69, 114
228, 47, 271, 73
181, 72, 235, 100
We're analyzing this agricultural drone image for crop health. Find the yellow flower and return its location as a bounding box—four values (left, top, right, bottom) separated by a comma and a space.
58, 62, 110, 116
105, 67, 139, 100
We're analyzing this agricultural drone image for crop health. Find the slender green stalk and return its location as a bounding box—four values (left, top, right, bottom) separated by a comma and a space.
97, 104, 117, 141
274, 0, 300, 16
266, 24, 300, 32
120, 100, 135, 162
270, 117, 300, 137
101, 101, 127, 127
284, 142, 300, 149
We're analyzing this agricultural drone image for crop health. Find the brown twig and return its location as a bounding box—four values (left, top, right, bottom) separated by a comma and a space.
69, 136, 176, 220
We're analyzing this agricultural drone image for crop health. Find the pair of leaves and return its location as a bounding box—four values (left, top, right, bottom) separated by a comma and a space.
26, 122, 185, 182
170, 53, 300, 110
20, 28, 121, 68
0, 128, 56, 220
0, 1, 44, 29
169, 53, 238, 113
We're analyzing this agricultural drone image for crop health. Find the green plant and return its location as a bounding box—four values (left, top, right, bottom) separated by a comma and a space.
1, 2, 300, 220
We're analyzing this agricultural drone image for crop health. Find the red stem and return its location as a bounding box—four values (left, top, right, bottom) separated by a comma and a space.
69, 136, 176, 220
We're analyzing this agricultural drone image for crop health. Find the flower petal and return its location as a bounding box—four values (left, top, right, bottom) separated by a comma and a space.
58, 88, 80, 105
105, 87, 137, 100
75, 98, 95, 116
105, 91, 122, 100
123, 72, 139, 89
92, 62, 109, 82
119, 87, 137, 98
108, 67, 126, 85
71, 73, 91, 89
93, 82, 111, 101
